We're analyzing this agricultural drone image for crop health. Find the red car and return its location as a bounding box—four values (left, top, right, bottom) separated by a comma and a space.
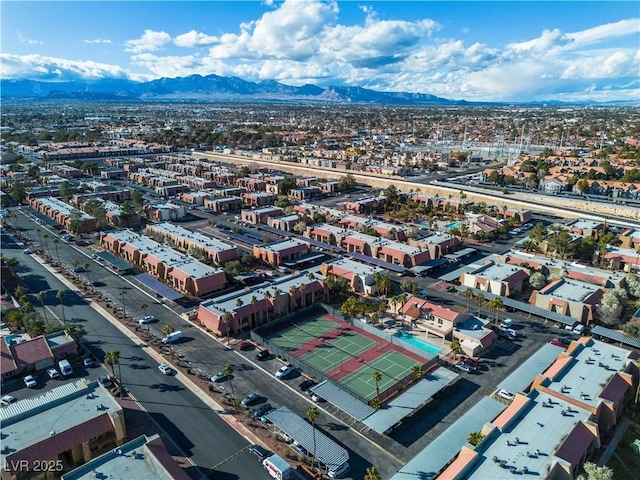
550, 338, 569, 349
237, 341, 252, 351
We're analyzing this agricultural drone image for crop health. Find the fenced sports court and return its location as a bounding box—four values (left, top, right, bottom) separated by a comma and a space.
260, 311, 429, 403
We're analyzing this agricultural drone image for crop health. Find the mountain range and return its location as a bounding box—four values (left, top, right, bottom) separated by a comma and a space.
0, 74, 469, 105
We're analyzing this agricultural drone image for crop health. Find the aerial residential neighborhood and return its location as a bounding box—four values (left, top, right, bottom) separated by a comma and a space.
1, 2, 640, 480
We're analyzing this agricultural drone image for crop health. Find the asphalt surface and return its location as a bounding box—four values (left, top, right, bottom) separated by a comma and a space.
1, 226, 270, 480
3, 206, 580, 479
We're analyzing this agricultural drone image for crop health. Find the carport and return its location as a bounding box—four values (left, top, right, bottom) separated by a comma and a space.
263, 407, 349, 472
133, 273, 183, 301
362, 366, 458, 434
307, 380, 374, 421
92, 251, 134, 274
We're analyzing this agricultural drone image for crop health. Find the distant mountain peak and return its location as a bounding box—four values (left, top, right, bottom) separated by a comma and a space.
0, 74, 463, 105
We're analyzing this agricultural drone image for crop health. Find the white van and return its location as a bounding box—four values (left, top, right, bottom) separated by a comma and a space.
262, 454, 292, 480
573, 324, 586, 335
162, 331, 183, 344
328, 462, 350, 479
58, 359, 73, 376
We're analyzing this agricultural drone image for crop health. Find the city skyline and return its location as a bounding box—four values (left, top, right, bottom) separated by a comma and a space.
1, 0, 639, 103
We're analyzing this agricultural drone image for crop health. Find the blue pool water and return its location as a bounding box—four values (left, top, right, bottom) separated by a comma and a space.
445, 221, 461, 230
394, 331, 442, 355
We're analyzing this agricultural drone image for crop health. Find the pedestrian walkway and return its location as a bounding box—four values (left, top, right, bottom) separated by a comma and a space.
597, 417, 629, 466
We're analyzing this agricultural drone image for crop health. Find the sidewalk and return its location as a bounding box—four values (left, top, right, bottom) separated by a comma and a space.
36, 254, 265, 449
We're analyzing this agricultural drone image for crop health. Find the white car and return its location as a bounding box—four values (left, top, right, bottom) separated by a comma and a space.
158, 364, 173, 375
23, 375, 37, 388
497, 389, 515, 401
454, 362, 472, 373
138, 315, 155, 325
46, 367, 60, 379
275, 364, 294, 379
1, 395, 17, 406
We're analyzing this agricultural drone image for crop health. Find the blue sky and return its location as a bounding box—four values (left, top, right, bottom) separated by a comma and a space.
1, 1, 638, 102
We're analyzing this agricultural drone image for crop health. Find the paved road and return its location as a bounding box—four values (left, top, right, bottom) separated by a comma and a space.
2, 228, 270, 480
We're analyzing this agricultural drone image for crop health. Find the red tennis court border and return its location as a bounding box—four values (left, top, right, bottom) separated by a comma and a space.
282, 313, 430, 382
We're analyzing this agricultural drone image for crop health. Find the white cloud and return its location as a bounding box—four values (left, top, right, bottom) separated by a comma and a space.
568, 18, 640, 46
124, 30, 171, 53
0, 53, 131, 80
130, 53, 200, 78
84, 39, 113, 44
174, 30, 219, 48
17, 31, 43, 46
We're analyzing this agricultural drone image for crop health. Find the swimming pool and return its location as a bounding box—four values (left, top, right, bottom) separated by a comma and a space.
445, 221, 461, 230
394, 331, 442, 355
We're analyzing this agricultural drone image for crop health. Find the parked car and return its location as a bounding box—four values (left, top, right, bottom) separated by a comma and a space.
23, 375, 37, 388
211, 372, 227, 383
23, 248, 32, 254
241, 392, 261, 407
497, 389, 515, 401
237, 341, 252, 351
82, 357, 97, 368
138, 315, 155, 325
46, 367, 60, 379
550, 337, 569, 349
158, 364, 173, 375
249, 444, 270, 461
256, 349, 270, 361
98, 375, 113, 389
454, 362, 472, 373
275, 364, 294, 379
298, 379, 316, 393
1, 395, 17, 406
251, 403, 273, 419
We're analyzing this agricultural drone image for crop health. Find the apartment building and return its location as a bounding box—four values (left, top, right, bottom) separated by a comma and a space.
252, 238, 313, 267
144, 203, 187, 222
198, 268, 326, 335
529, 279, 603, 324
101, 230, 226, 297
0, 380, 126, 479
145, 222, 239, 265
460, 261, 530, 297
242, 191, 277, 207
241, 206, 284, 225
319, 257, 383, 296
29, 197, 97, 232
204, 196, 244, 213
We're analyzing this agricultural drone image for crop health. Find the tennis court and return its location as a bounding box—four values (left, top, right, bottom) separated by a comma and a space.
301, 332, 376, 373
339, 351, 420, 401
267, 315, 339, 350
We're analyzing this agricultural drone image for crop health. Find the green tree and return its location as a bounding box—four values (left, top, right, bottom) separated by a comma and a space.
277, 177, 297, 195
306, 405, 319, 470
364, 465, 382, 480
373, 272, 392, 297
450, 337, 463, 358
83, 199, 108, 228
104, 350, 120, 377
56, 290, 67, 325
372, 370, 382, 399
337, 173, 356, 191
487, 297, 504, 325
59, 180, 74, 201
131, 191, 145, 214
529, 271, 547, 289
575, 179, 590, 194
220, 311, 233, 343
467, 431, 485, 446
11, 182, 26, 203
462, 287, 474, 312
119, 289, 127, 319
529, 222, 548, 243
235, 298, 244, 333
412, 364, 423, 383
42, 233, 51, 259
576, 462, 613, 480
36, 291, 48, 324
120, 200, 136, 227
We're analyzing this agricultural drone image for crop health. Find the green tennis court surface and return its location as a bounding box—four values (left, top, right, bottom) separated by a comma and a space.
267, 316, 339, 350
300, 332, 376, 372
339, 351, 420, 401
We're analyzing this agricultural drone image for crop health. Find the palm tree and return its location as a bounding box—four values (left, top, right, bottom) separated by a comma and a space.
119, 289, 127, 320
306, 405, 319, 470
364, 465, 382, 480
52, 238, 61, 266
462, 287, 474, 312
299, 284, 307, 309
372, 370, 382, 399
36, 291, 48, 324
467, 431, 485, 446
235, 298, 244, 334
221, 311, 233, 344
36, 228, 43, 252
264, 290, 273, 321
450, 337, 463, 358
487, 297, 504, 325
83, 262, 92, 288
56, 290, 67, 325
250, 295, 258, 327
42, 233, 51, 259
71, 258, 80, 276
222, 362, 235, 401
104, 350, 120, 377
412, 364, 423, 383
475, 293, 486, 318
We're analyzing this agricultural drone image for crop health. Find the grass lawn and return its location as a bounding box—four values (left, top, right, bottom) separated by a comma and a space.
607, 421, 640, 480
